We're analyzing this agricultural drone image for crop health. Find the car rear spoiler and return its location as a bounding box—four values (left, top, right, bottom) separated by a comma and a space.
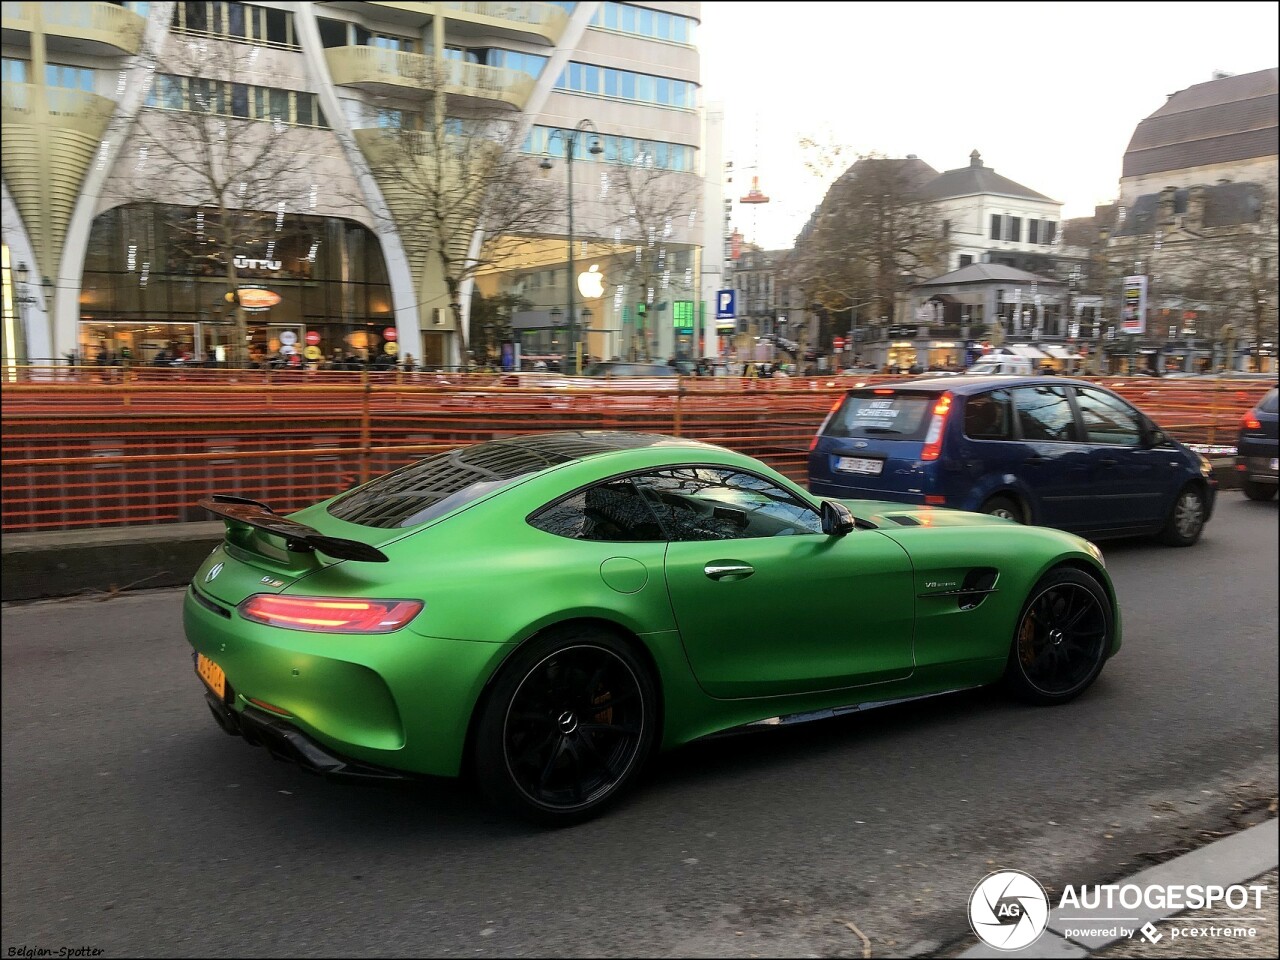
198, 495, 389, 563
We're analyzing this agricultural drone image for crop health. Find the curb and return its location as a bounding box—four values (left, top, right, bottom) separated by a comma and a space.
1, 522, 223, 602
958, 818, 1279, 957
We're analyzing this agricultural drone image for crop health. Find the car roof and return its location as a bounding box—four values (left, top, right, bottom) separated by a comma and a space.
849, 375, 1092, 395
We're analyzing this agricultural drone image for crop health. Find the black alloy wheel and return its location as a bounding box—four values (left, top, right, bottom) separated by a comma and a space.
1004, 568, 1113, 704
475, 630, 656, 825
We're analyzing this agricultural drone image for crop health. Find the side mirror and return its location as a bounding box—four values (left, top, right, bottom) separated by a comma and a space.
1142, 421, 1167, 447
820, 499, 856, 537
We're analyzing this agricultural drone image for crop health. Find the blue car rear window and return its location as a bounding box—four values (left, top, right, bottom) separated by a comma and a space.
826, 391, 934, 440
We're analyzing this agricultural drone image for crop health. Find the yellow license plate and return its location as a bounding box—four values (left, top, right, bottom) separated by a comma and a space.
196, 652, 226, 699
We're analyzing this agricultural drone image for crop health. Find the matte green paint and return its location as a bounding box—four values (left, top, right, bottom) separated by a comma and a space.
183, 439, 1120, 779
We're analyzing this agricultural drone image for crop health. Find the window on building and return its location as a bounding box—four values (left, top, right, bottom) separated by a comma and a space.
1006, 217, 1021, 243
46, 64, 96, 91
316, 16, 348, 48
556, 63, 696, 108
1043, 220, 1056, 245
943, 219, 951, 238
959, 254, 973, 268
591, 3, 697, 44
145, 73, 327, 128
173, 1, 298, 47
1, 58, 27, 84
990, 214, 1001, 240
1028, 219, 1039, 244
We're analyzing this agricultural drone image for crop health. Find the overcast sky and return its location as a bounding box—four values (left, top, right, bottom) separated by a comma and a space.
698, 1, 1279, 249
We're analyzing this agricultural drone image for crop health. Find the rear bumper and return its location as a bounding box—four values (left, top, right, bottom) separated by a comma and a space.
1236, 454, 1279, 483
203, 688, 409, 781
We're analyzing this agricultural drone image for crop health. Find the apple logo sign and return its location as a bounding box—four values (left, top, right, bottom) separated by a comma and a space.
577, 264, 605, 299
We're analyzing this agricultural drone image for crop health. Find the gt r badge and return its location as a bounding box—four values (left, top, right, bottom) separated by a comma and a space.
206, 562, 224, 583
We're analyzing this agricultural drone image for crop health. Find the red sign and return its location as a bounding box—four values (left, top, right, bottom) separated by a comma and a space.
383, 327, 398, 342
305, 330, 321, 346
833, 337, 846, 350
287, 353, 302, 367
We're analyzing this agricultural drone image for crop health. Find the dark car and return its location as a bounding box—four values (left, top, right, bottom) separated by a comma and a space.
1236, 386, 1279, 500
808, 375, 1217, 545
581, 362, 679, 378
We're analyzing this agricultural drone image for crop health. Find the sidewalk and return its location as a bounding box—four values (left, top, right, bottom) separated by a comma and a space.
958, 818, 1278, 958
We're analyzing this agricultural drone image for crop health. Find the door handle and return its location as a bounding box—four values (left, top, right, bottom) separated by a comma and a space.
1024, 455, 1049, 465
1099, 457, 1118, 467
704, 562, 754, 581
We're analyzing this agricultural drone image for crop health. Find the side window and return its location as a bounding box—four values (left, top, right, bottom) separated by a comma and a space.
963, 389, 1013, 440
1073, 387, 1143, 445
1012, 385, 1080, 442
632, 467, 822, 540
529, 476, 665, 542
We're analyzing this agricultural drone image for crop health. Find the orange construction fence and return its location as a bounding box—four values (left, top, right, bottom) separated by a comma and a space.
1, 368, 1271, 533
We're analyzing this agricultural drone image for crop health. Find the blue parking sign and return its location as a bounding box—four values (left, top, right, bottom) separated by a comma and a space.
716, 289, 736, 320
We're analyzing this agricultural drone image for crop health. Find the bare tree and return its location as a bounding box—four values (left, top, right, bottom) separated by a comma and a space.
1155, 185, 1278, 370
586, 151, 700, 360
355, 60, 565, 369
790, 147, 951, 352
115, 29, 322, 366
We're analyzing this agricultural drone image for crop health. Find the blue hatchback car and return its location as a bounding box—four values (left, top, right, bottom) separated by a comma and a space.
808, 376, 1217, 545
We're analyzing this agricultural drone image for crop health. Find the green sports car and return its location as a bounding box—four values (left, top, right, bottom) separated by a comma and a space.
184, 431, 1120, 824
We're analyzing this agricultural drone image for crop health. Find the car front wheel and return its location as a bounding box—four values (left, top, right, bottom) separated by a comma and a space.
474, 628, 657, 826
1004, 567, 1113, 705
1160, 484, 1207, 546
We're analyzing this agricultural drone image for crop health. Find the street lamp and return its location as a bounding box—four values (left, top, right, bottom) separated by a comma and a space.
540, 119, 603, 375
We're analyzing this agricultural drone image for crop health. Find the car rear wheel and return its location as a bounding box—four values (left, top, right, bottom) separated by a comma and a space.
1159, 484, 1207, 546
1004, 567, 1113, 705
980, 495, 1023, 523
474, 628, 657, 826
1240, 477, 1277, 501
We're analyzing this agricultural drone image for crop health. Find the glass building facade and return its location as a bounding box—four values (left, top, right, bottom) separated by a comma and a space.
79, 203, 393, 365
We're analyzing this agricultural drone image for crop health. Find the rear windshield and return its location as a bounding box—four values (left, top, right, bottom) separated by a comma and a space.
328, 438, 579, 528
825, 391, 935, 441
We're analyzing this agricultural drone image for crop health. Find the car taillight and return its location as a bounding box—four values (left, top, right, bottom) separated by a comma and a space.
921, 392, 953, 461
238, 595, 423, 633
1243, 412, 1261, 430
811, 395, 845, 451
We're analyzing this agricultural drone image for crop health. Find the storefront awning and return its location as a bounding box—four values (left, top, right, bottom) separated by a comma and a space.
1008, 344, 1049, 360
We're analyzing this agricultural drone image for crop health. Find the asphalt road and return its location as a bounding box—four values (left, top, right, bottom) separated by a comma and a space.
3, 493, 1277, 959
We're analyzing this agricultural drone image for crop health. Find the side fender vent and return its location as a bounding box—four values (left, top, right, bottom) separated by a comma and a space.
958, 567, 999, 610
887, 515, 921, 526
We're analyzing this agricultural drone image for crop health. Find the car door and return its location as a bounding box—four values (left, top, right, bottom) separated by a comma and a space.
635, 466, 917, 700
1008, 384, 1097, 530
1067, 385, 1166, 528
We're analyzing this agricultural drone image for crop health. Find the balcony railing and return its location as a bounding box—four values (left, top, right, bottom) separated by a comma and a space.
1, 1, 146, 55
439, 1, 569, 43
1, 83, 117, 126
326, 46, 533, 109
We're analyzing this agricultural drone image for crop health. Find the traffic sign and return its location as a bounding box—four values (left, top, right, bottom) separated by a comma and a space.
715, 289, 736, 320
